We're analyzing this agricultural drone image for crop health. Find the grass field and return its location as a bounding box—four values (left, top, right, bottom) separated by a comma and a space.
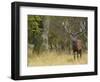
27, 48, 88, 66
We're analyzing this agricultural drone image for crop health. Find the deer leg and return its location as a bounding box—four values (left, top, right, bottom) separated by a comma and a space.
73, 50, 76, 60
80, 50, 82, 58
77, 51, 79, 59
74, 53, 76, 60
73, 50, 75, 59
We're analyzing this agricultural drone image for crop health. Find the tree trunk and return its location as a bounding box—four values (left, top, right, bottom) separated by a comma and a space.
42, 16, 50, 51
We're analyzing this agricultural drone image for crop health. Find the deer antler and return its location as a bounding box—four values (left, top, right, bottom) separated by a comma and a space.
80, 20, 86, 33
62, 21, 71, 34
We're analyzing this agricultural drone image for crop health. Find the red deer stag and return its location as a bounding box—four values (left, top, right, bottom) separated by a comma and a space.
62, 21, 86, 59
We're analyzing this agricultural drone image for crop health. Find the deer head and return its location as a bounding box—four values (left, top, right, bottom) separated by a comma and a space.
62, 20, 86, 41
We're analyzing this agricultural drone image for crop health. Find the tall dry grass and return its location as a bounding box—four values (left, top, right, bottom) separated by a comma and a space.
28, 48, 88, 66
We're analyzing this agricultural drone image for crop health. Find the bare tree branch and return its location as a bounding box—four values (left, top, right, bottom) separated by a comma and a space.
62, 21, 71, 34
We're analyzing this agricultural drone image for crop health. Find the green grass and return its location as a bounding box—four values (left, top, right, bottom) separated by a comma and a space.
28, 48, 88, 66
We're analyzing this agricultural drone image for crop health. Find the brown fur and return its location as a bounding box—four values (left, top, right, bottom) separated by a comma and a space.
73, 39, 82, 59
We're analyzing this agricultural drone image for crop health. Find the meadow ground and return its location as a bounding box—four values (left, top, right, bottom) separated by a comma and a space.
28, 48, 88, 66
